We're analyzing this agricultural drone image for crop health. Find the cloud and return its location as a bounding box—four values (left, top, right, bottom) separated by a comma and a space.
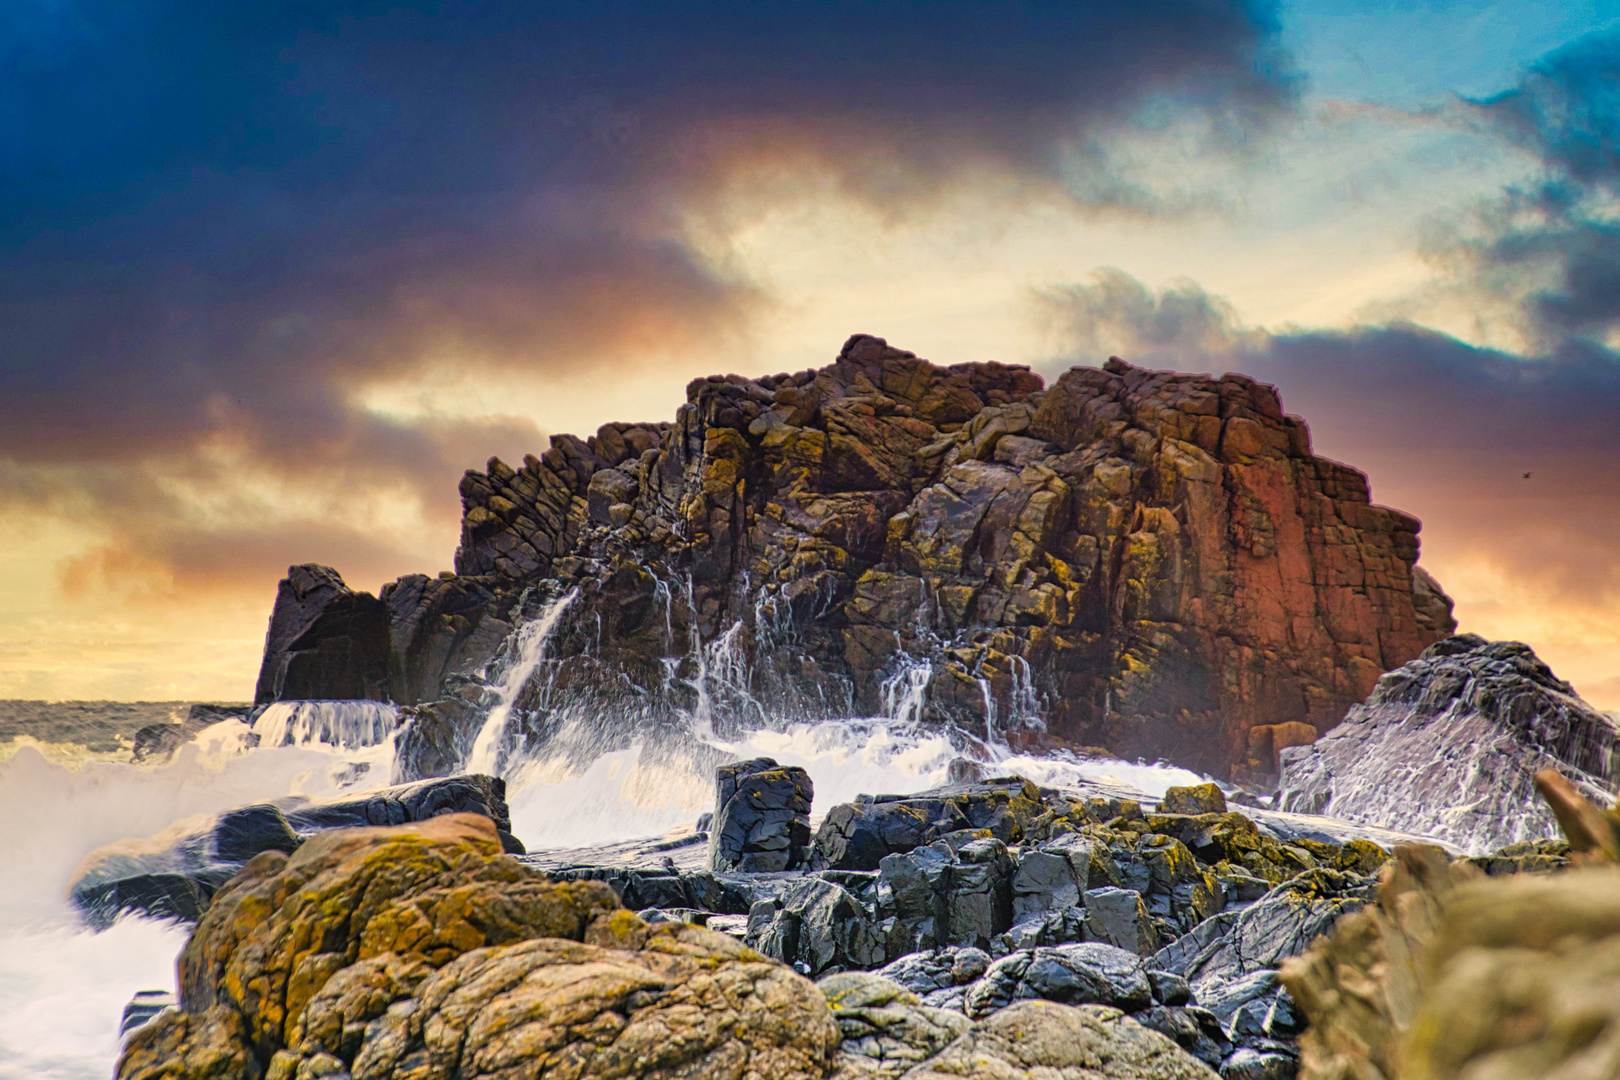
0, 0, 1301, 617
1418, 27, 1620, 352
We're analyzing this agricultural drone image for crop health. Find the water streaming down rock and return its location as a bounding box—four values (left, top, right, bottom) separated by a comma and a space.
465, 587, 579, 775
249, 700, 399, 752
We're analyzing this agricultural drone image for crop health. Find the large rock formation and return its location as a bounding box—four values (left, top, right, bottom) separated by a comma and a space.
1275, 634, 1620, 853
255, 564, 391, 704
257, 336, 1455, 779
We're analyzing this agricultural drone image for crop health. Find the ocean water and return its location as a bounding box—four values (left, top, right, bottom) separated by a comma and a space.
0, 698, 1208, 1080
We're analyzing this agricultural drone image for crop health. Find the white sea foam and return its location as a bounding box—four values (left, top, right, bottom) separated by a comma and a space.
0, 728, 397, 1079
0, 677, 1212, 1078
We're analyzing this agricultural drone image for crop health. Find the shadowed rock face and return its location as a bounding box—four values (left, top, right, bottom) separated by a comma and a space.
257, 335, 1454, 779
1276, 634, 1620, 853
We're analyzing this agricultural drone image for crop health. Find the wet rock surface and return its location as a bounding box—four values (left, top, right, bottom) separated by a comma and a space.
106, 756, 1614, 1080
256, 337, 1456, 780
71, 775, 520, 927
1277, 634, 1620, 852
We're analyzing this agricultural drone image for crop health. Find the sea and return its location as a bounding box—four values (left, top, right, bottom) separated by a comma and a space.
0, 695, 1207, 1080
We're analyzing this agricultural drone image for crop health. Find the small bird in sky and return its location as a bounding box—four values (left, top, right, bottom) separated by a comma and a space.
1523, 471, 1533, 479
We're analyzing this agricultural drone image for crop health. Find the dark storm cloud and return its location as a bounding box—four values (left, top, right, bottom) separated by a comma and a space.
0, 0, 1298, 589
1439, 27, 1620, 348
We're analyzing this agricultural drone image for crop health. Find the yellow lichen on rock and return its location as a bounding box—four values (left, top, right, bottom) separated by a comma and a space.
121, 812, 841, 1080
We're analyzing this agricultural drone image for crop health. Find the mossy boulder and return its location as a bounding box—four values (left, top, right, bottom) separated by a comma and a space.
119, 813, 841, 1080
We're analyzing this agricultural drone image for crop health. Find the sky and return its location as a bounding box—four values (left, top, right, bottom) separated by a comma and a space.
2, 0, 1618, 707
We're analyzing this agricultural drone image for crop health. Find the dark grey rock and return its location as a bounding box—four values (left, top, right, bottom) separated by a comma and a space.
120, 991, 177, 1036
998, 905, 1090, 950
391, 698, 482, 782
746, 876, 885, 976
1149, 970, 1193, 1006
1148, 869, 1374, 992
963, 942, 1151, 1019
1084, 886, 1159, 956
810, 777, 1044, 871
254, 564, 390, 704
539, 864, 755, 914
71, 775, 519, 927
943, 838, 1014, 949
283, 774, 521, 852
876, 947, 990, 998
1135, 1005, 1229, 1068
707, 757, 813, 873
1011, 848, 1081, 923
879, 841, 955, 954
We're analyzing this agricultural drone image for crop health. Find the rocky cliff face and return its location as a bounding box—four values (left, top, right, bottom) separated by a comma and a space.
257, 335, 1454, 780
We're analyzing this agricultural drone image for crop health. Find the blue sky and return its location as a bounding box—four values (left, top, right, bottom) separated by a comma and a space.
1, 1, 1617, 705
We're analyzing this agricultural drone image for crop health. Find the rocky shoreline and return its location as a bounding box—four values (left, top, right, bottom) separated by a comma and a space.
89, 341, 1620, 1078
107, 752, 1595, 1080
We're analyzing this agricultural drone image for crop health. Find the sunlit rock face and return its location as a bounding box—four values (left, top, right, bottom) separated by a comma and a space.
257, 335, 1454, 781
1276, 634, 1620, 853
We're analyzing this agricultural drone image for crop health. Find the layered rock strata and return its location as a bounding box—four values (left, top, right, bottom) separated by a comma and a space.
256, 335, 1456, 779
1276, 634, 1620, 852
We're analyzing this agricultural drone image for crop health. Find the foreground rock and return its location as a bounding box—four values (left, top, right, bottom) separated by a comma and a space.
1277, 634, 1620, 852
71, 775, 519, 927
119, 813, 842, 1080
1280, 772, 1620, 1080
890, 999, 1216, 1080
257, 335, 1456, 780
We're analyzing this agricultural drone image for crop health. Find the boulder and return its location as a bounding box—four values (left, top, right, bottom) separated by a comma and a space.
963, 942, 1154, 1019
708, 756, 814, 873
1149, 868, 1376, 1015
812, 777, 1053, 871
875, 948, 992, 1010
71, 775, 521, 927
748, 876, 887, 976
1084, 886, 1160, 955
254, 564, 390, 704
1276, 635, 1620, 853
118, 813, 842, 1080
894, 999, 1218, 1080
1134, 1005, 1230, 1068
821, 972, 972, 1077
1161, 784, 1227, 817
